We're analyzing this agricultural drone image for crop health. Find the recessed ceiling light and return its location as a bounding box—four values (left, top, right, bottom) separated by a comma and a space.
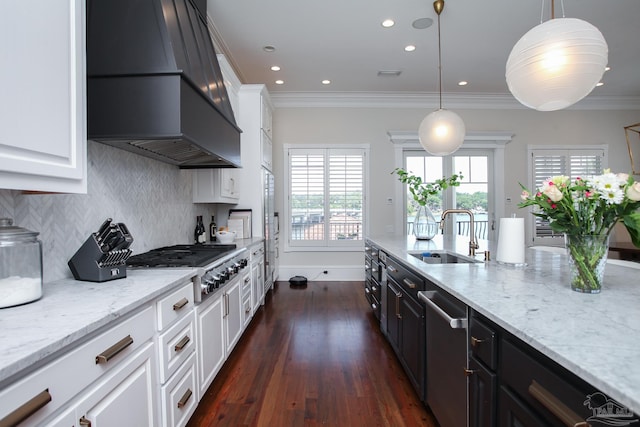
458, 81, 468, 86
275, 80, 284, 85
263, 45, 276, 52
596, 82, 604, 87
382, 19, 395, 28
271, 66, 281, 71
412, 17, 433, 29
405, 45, 416, 52
322, 80, 331, 85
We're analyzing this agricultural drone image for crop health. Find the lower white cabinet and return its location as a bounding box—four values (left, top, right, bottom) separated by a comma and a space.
224, 278, 243, 354
195, 291, 226, 397
160, 353, 197, 427
250, 243, 265, 314
241, 271, 252, 330
0, 306, 155, 427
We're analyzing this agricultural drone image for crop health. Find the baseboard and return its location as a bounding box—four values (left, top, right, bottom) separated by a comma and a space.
277, 265, 365, 282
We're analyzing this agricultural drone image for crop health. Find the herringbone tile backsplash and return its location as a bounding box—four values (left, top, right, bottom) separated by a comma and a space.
0, 141, 214, 282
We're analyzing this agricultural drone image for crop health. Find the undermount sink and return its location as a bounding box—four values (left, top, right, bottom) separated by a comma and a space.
409, 250, 481, 264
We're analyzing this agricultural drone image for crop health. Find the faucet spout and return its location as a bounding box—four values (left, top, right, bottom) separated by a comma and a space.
440, 209, 480, 257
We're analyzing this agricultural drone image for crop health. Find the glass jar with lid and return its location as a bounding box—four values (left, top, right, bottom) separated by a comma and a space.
0, 218, 43, 308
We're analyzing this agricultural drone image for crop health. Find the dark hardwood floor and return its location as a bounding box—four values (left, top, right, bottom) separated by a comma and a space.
187, 281, 438, 427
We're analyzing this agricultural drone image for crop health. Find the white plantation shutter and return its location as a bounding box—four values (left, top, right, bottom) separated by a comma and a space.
288, 147, 366, 248
529, 147, 606, 242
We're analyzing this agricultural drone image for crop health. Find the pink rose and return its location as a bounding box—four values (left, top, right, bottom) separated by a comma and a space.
626, 181, 640, 201
520, 190, 530, 200
543, 185, 563, 202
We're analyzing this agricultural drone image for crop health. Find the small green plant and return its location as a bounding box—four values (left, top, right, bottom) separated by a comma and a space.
393, 168, 463, 206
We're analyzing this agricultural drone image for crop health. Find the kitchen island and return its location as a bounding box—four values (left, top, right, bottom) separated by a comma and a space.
368, 234, 640, 416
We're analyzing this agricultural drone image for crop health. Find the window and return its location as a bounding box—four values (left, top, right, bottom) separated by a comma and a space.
403, 150, 493, 240
286, 146, 368, 250
527, 146, 607, 244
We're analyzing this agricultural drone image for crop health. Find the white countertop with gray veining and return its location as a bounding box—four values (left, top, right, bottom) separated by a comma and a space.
368, 234, 640, 414
0, 238, 264, 387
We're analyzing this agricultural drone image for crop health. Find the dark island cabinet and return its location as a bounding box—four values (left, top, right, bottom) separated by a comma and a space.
470, 310, 639, 427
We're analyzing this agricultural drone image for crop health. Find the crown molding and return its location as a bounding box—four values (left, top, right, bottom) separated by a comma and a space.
270, 91, 640, 111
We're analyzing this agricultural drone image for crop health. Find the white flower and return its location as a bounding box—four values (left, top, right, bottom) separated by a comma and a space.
591, 172, 620, 194
617, 173, 629, 184
600, 187, 624, 204
627, 182, 640, 201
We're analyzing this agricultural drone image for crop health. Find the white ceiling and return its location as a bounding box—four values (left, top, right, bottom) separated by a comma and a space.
207, 0, 640, 105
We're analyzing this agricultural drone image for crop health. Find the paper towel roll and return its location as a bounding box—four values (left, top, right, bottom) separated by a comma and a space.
496, 217, 525, 264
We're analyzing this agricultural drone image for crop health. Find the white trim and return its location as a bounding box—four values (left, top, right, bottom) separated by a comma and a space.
270, 92, 640, 111
278, 264, 365, 282
390, 131, 512, 238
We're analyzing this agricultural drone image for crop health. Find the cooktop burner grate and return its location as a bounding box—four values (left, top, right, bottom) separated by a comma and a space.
127, 244, 238, 267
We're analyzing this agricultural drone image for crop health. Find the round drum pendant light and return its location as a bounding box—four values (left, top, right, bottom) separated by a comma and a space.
419, 0, 465, 156
506, 5, 608, 111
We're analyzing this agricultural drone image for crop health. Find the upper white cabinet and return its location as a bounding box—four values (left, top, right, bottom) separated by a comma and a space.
193, 169, 239, 204
0, 0, 87, 193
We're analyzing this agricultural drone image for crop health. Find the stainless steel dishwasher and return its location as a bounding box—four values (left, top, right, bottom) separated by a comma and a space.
418, 287, 468, 427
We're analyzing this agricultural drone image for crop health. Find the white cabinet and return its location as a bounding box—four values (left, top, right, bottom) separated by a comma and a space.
250, 243, 266, 313
0, 306, 156, 426
155, 281, 197, 427
195, 291, 225, 397
193, 169, 239, 204
241, 270, 252, 330
194, 276, 243, 397
0, 0, 87, 193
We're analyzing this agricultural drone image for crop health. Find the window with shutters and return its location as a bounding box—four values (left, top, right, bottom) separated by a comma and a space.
286, 146, 368, 250
527, 146, 607, 244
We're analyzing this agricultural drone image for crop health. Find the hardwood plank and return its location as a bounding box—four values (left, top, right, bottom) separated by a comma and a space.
187, 281, 438, 427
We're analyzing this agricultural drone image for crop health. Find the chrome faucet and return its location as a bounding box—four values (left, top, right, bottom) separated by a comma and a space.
440, 209, 480, 257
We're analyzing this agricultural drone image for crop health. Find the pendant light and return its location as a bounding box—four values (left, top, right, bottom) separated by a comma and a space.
418, 0, 465, 156
506, 0, 608, 111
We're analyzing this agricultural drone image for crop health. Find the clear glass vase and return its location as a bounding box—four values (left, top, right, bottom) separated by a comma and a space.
413, 205, 438, 240
565, 234, 610, 294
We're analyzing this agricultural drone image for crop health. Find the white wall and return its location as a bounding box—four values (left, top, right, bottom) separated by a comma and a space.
271, 104, 640, 278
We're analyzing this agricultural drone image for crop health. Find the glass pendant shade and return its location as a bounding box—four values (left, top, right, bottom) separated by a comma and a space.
418, 109, 465, 156
506, 17, 608, 111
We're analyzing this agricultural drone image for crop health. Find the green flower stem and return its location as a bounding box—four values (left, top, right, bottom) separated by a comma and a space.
566, 235, 608, 293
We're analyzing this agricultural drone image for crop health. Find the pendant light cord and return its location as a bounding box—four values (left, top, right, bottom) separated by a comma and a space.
541, 0, 566, 22
437, 11, 442, 110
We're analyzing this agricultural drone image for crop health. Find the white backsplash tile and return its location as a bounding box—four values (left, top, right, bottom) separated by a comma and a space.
0, 141, 214, 283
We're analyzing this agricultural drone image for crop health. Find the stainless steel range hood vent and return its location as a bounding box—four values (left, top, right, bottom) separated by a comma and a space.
87, 0, 242, 168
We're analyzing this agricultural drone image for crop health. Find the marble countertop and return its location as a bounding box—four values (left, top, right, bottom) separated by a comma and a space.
0, 237, 264, 387
367, 234, 640, 414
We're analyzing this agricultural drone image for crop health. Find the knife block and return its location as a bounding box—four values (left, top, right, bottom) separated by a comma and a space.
68, 235, 132, 282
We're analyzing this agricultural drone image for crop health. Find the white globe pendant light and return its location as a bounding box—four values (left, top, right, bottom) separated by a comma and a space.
419, 0, 465, 156
506, 2, 608, 111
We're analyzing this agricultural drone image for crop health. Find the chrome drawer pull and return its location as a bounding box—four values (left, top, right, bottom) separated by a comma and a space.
387, 265, 398, 273
528, 380, 591, 427
79, 416, 92, 426
470, 336, 486, 347
403, 278, 416, 289
173, 297, 189, 310
0, 388, 51, 427
95, 335, 134, 364
177, 388, 193, 409
174, 335, 191, 352
418, 291, 467, 329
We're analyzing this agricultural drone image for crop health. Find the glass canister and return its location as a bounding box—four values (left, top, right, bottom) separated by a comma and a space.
0, 218, 43, 308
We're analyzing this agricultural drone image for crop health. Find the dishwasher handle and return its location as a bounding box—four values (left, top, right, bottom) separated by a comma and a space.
419, 291, 467, 329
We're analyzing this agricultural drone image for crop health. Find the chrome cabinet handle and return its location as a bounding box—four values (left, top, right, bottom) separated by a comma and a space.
403, 278, 416, 289
95, 335, 134, 364
387, 265, 398, 273
174, 335, 191, 352
418, 291, 467, 329
177, 389, 193, 409
528, 380, 591, 427
0, 389, 52, 427
463, 368, 476, 377
173, 297, 189, 311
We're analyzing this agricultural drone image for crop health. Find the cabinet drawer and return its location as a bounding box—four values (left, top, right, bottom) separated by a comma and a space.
501, 339, 594, 425
469, 315, 498, 370
157, 312, 196, 384
0, 306, 154, 426
157, 281, 194, 331
386, 259, 424, 301
242, 293, 252, 328
161, 353, 198, 427
241, 273, 251, 299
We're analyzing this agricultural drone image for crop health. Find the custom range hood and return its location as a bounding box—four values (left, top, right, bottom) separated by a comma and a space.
87, 0, 241, 168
